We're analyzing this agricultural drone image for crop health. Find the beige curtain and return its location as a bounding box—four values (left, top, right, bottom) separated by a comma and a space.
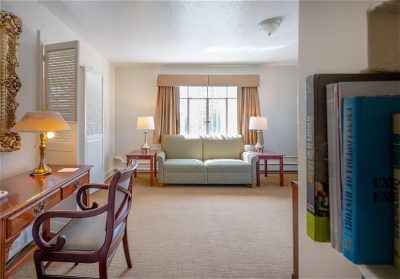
153, 86, 180, 143
238, 87, 263, 145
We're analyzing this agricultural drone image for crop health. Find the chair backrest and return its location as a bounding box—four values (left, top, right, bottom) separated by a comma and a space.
102, 159, 138, 249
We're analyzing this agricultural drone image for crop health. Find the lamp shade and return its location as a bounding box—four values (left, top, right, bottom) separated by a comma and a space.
137, 116, 155, 130
249, 116, 268, 130
13, 111, 70, 132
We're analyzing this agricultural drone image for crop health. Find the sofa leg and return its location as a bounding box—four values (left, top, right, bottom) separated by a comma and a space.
251, 183, 257, 188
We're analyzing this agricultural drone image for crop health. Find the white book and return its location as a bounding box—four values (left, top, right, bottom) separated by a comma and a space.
326, 84, 340, 251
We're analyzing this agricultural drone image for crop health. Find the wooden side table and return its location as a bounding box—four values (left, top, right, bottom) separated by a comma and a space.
251, 150, 285, 186
125, 150, 157, 186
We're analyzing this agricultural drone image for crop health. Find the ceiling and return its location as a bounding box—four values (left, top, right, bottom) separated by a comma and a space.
41, 1, 299, 64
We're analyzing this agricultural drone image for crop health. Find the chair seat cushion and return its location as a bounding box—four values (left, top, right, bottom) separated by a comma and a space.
204, 159, 251, 173
164, 159, 206, 173
51, 213, 107, 251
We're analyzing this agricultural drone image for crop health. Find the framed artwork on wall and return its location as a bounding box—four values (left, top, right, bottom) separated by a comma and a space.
0, 10, 22, 152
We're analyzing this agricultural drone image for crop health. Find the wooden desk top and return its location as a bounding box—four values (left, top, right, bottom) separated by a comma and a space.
0, 165, 92, 218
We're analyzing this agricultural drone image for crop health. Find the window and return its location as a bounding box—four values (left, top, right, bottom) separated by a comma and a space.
179, 86, 237, 136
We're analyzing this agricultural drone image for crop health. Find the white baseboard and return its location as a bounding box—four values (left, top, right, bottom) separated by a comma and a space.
111, 156, 299, 174
126, 162, 298, 173
104, 168, 115, 180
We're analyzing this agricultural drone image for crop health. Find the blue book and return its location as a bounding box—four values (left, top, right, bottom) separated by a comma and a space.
342, 96, 400, 264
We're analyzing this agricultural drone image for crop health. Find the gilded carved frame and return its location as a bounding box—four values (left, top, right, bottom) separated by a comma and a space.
0, 10, 22, 152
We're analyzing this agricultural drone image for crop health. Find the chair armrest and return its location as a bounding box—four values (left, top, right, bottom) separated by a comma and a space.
157, 151, 166, 183
32, 205, 108, 251
242, 151, 258, 184
76, 184, 109, 210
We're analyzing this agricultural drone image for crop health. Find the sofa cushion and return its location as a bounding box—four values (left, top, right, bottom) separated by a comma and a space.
204, 159, 250, 173
202, 135, 244, 160
164, 159, 206, 173
161, 135, 202, 160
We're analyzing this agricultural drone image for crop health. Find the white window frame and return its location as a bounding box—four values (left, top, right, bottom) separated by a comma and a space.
179, 86, 237, 136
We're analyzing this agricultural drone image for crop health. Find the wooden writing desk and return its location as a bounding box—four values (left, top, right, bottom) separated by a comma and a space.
0, 165, 92, 278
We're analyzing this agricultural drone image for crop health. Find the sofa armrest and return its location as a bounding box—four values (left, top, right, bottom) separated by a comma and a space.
157, 151, 166, 183
242, 151, 258, 184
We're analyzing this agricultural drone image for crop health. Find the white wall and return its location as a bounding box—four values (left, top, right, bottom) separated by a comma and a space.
298, 1, 381, 277
0, 1, 114, 179
114, 64, 298, 170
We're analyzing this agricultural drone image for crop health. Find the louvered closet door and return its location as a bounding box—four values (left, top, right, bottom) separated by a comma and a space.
44, 41, 79, 164
83, 68, 104, 183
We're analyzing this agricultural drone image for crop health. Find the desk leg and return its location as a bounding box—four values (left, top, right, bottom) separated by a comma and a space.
256, 159, 260, 186
280, 156, 284, 186
264, 159, 268, 177
150, 157, 154, 186
291, 181, 299, 278
82, 189, 90, 207
42, 220, 51, 241
0, 219, 6, 279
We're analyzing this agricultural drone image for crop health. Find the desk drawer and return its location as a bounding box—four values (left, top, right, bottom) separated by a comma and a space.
61, 173, 89, 198
6, 190, 61, 238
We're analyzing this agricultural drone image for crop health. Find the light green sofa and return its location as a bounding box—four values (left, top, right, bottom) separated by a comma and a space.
157, 135, 258, 186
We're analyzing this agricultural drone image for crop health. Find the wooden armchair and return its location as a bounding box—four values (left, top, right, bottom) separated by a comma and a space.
32, 159, 138, 279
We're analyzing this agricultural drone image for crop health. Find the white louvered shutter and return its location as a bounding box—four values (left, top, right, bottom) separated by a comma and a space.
84, 68, 104, 183
86, 70, 103, 137
44, 41, 79, 164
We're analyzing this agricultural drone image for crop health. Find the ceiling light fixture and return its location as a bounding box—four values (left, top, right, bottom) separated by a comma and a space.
258, 16, 284, 36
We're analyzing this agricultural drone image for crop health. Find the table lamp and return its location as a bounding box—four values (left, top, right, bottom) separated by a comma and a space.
13, 111, 70, 175
249, 116, 268, 152
137, 116, 155, 152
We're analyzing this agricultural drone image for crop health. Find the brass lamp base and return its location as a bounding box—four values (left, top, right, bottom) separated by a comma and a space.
30, 132, 52, 176
31, 165, 52, 176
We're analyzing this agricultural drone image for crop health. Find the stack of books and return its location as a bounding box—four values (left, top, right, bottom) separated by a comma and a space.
306, 73, 400, 267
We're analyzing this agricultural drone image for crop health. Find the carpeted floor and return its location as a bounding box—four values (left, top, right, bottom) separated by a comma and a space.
12, 172, 296, 279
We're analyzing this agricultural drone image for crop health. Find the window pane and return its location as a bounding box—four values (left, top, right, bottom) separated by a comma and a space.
189, 99, 207, 135
209, 99, 226, 135
179, 86, 237, 136
180, 86, 188, 98
188, 86, 207, 98
227, 87, 237, 98
208, 87, 226, 98
228, 98, 237, 135
180, 99, 188, 134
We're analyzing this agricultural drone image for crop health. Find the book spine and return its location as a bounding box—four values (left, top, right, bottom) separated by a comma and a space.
326, 84, 337, 249
306, 75, 330, 242
394, 113, 400, 269
342, 98, 357, 261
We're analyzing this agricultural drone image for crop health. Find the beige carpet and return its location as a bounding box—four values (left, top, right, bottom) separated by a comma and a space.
12, 172, 296, 279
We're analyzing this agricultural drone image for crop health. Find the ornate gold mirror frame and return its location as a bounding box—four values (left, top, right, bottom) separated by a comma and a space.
0, 10, 22, 152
